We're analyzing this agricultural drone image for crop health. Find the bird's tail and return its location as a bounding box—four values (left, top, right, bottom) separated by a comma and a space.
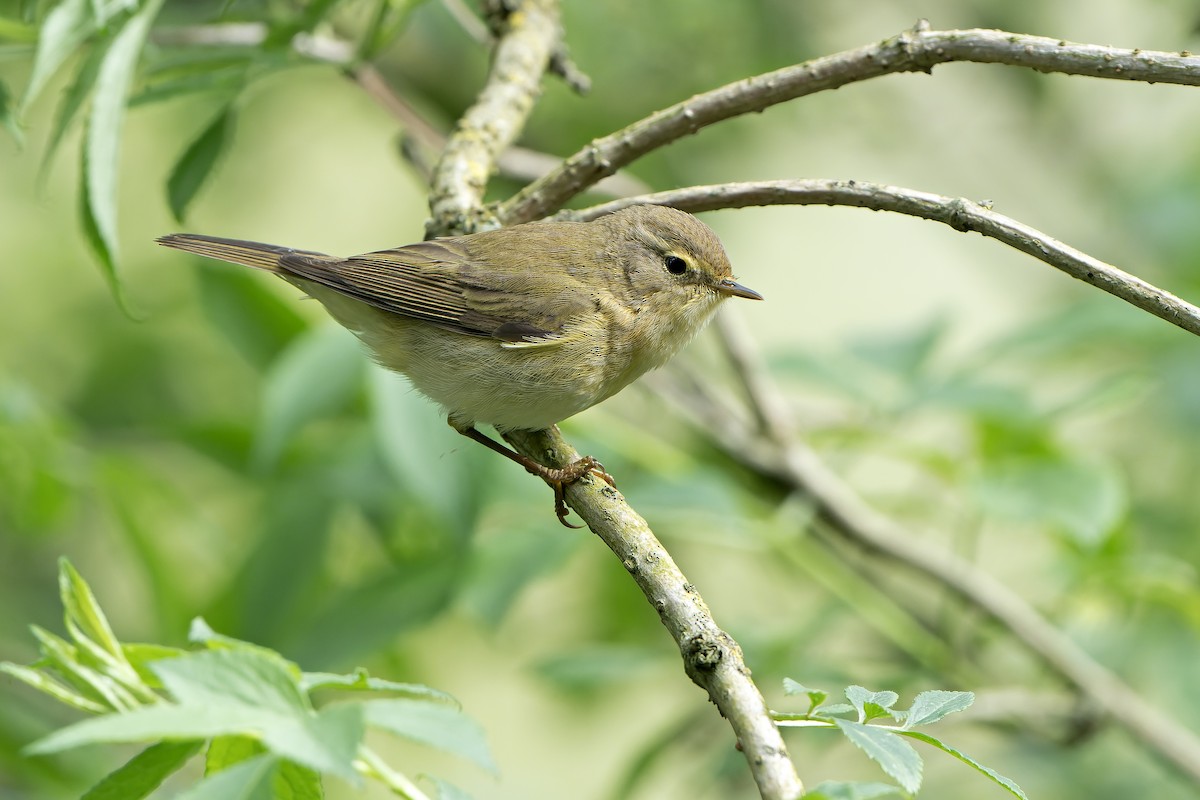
156, 233, 331, 272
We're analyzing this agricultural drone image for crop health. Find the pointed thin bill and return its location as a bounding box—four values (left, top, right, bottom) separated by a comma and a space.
716, 278, 764, 300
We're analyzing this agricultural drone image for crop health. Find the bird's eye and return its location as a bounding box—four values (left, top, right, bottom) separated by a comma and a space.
665, 255, 688, 275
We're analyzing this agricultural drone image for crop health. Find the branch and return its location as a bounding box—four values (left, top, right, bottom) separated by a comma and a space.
425, 0, 560, 235
502, 427, 805, 800
668, 310, 1200, 786
562, 178, 1200, 339
497, 21, 1200, 224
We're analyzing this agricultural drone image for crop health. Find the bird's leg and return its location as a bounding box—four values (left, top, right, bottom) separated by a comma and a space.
449, 421, 615, 528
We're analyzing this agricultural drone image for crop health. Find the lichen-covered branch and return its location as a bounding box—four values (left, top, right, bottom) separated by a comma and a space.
563, 179, 1200, 339
425, 0, 560, 235
498, 21, 1200, 224
502, 427, 805, 800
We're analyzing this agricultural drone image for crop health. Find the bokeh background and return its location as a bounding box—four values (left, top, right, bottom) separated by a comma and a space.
3, 0, 1200, 797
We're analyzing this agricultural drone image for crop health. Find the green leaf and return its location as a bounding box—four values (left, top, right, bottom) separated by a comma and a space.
461, 525, 578, 628
970, 455, 1126, 547
0, 661, 108, 713
21, 0, 91, 111
833, 719, 923, 796
26, 703, 281, 753
176, 754, 278, 800
122, 642, 187, 686
30, 625, 135, 711
845, 686, 900, 723
428, 777, 474, 800
81, 740, 204, 800
0, 78, 22, 144
363, 698, 495, 774
901, 690, 974, 729
254, 324, 365, 468
897, 729, 1028, 799
783, 678, 828, 712
272, 758, 324, 799
206, 735, 265, 774
195, 260, 307, 370
39, 30, 105, 177
59, 558, 123, 660
81, 0, 163, 296
803, 781, 903, 800
151, 648, 309, 715
168, 103, 235, 222
300, 669, 455, 705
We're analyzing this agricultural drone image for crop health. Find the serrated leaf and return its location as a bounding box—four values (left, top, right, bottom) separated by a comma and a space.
783, 677, 828, 712
21, 0, 91, 111
81, 739, 203, 800
254, 324, 365, 468
833, 719, 923, 795
803, 780, 903, 800
898, 730, 1027, 799
81, 0, 162, 296
845, 686, 900, 723
168, 103, 235, 221
151, 648, 309, 715
176, 754, 278, 800
300, 669, 455, 705
902, 690, 974, 729
363, 698, 495, 774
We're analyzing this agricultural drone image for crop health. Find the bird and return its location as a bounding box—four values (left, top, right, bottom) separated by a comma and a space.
158, 204, 762, 526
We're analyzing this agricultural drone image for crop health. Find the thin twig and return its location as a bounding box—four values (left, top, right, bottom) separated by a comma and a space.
562, 178, 1200, 339
673, 307, 1200, 785
425, 0, 560, 235
502, 427, 805, 800
497, 21, 1200, 224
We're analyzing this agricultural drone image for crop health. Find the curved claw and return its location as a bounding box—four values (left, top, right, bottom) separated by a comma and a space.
541, 456, 616, 528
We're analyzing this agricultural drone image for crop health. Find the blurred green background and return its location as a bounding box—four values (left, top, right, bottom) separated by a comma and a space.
3, 0, 1200, 797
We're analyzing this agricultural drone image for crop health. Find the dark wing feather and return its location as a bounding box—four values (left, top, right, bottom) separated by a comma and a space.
277, 239, 559, 341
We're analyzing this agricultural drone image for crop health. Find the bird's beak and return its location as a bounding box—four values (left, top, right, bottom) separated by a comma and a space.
715, 278, 764, 300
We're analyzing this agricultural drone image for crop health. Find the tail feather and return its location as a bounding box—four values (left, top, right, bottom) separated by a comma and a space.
156, 233, 332, 272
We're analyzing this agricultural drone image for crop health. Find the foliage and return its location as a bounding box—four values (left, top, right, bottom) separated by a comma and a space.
2, 0, 1200, 799
3, 559, 488, 799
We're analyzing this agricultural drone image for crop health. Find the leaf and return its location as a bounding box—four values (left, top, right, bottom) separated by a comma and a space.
176, 754, 278, 800
300, 669, 455, 705
970, 455, 1127, 547
0, 78, 22, 145
461, 525, 579, 628
195, 260, 307, 370
803, 781, 904, 800
0, 661, 108, 713
168, 103, 235, 222
901, 690, 974, 729
59, 557, 123, 660
898, 730, 1028, 799
81, 0, 163, 297
428, 777, 475, 800
39, 29, 105, 177
363, 698, 495, 774
151, 648, 310, 715
833, 719, 923, 796
783, 677, 828, 712
272, 758, 325, 799
207, 735, 266, 774
21, 0, 91, 112
254, 324, 365, 468
845, 685, 900, 723
30, 625, 134, 711
81, 740, 204, 800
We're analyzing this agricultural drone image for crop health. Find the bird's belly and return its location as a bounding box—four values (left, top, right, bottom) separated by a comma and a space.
351, 309, 617, 432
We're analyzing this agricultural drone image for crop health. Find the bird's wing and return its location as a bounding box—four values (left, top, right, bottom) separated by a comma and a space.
278, 239, 585, 343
